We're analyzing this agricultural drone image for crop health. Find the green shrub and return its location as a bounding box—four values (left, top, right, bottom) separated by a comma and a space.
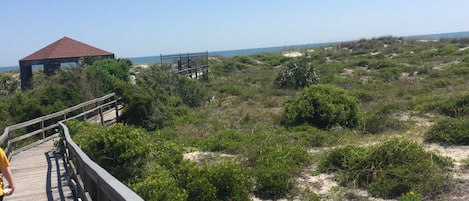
153, 140, 185, 170
399, 191, 423, 201
274, 59, 319, 89
254, 146, 311, 199
85, 59, 131, 95
206, 160, 253, 201
316, 145, 368, 173
362, 111, 404, 134
8, 84, 83, 123
171, 161, 218, 201
215, 56, 254, 74
255, 162, 295, 200
284, 84, 360, 129
218, 85, 242, 96
290, 125, 328, 147
200, 129, 245, 154
115, 82, 187, 131
0, 74, 19, 96
318, 138, 453, 199
172, 75, 208, 107
253, 53, 290, 66
438, 93, 469, 117
131, 165, 188, 201
439, 44, 458, 55
425, 117, 469, 145
172, 159, 252, 201
69, 121, 153, 183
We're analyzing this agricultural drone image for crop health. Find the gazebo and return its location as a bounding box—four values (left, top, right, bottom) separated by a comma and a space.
19, 37, 114, 89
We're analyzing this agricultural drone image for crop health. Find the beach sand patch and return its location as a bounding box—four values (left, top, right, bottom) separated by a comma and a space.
283, 51, 303, 57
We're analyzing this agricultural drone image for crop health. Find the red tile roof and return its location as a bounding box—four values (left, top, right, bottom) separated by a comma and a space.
20, 37, 114, 61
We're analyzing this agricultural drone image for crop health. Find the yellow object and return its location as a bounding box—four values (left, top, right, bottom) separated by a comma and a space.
0, 148, 10, 196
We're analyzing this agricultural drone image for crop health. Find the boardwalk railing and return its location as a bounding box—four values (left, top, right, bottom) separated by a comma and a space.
160, 51, 209, 79
0, 93, 144, 201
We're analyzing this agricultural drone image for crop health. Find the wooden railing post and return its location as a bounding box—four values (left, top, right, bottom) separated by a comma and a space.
41, 120, 45, 139
114, 98, 119, 119
99, 107, 104, 126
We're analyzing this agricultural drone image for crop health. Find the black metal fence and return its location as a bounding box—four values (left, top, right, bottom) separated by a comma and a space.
160, 51, 209, 79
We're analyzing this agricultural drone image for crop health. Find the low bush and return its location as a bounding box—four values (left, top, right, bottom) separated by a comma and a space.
361, 111, 404, 134
438, 93, 469, 117
69, 121, 153, 183
254, 146, 311, 199
131, 165, 188, 201
206, 160, 253, 201
284, 84, 360, 129
200, 129, 245, 154
214, 56, 255, 75
318, 138, 453, 199
289, 125, 328, 147
115, 81, 187, 131
274, 59, 319, 89
399, 191, 423, 201
168, 159, 219, 201
255, 162, 295, 200
425, 117, 469, 145
172, 159, 252, 201
316, 145, 368, 173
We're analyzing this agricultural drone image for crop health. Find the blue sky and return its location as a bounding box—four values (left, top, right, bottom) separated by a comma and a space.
1, 0, 469, 66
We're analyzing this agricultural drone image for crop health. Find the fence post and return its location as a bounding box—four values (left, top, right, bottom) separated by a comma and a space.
160, 54, 163, 68
99, 107, 104, 126
114, 96, 119, 119
41, 120, 46, 139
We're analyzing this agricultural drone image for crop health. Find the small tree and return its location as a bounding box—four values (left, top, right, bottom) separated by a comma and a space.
284, 84, 360, 129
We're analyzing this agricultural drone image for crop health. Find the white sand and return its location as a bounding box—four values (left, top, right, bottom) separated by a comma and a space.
283, 51, 303, 57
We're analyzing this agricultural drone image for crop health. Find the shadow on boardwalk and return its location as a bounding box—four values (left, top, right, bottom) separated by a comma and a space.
8, 139, 73, 201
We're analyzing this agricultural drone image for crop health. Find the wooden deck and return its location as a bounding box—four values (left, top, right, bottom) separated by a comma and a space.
7, 138, 73, 201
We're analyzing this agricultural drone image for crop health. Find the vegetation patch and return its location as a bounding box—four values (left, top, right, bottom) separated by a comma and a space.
425, 117, 469, 145
253, 146, 311, 200
284, 84, 360, 129
68, 120, 153, 183
274, 58, 319, 89
5, 36, 469, 200
317, 138, 453, 199
438, 93, 469, 117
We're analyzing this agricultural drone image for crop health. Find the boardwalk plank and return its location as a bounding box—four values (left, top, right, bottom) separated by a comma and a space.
7, 139, 73, 201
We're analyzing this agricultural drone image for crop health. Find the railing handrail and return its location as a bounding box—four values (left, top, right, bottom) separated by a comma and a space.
0, 93, 116, 147
59, 122, 144, 201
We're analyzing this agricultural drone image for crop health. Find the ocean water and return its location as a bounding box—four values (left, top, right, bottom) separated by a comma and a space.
2, 31, 469, 71
129, 42, 334, 65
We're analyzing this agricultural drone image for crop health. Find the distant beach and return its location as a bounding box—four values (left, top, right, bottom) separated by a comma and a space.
2, 30, 469, 72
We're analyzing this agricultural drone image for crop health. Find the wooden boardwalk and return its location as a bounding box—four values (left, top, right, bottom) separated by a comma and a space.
4, 104, 121, 201
8, 138, 73, 201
